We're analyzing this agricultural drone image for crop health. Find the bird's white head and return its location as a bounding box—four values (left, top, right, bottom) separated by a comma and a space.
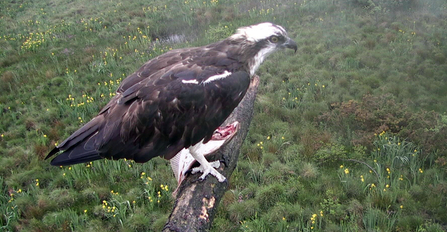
229, 22, 297, 76
231, 22, 288, 43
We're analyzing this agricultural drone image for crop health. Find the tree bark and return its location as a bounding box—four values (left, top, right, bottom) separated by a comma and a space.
163, 75, 260, 232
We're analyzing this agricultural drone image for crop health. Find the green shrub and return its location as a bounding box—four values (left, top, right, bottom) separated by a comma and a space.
396, 215, 424, 232
42, 209, 88, 231
227, 199, 260, 223
363, 208, 397, 232
256, 183, 286, 211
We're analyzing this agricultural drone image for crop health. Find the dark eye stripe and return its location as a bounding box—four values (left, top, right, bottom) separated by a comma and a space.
269, 35, 285, 43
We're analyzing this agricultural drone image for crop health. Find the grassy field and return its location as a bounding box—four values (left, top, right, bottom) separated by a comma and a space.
1, 0, 447, 231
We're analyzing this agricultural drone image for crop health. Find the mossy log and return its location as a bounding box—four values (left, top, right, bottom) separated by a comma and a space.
163, 75, 260, 232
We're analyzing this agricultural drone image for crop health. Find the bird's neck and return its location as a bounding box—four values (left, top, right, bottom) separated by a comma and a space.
222, 39, 265, 77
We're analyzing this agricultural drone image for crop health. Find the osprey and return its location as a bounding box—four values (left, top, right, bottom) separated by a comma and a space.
46, 22, 297, 184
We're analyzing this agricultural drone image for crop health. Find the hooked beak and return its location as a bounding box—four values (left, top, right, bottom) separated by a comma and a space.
283, 38, 297, 53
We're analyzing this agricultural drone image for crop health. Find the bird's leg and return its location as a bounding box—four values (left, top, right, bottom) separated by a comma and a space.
188, 142, 227, 182
170, 122, 239, 188
186, 122, 240, 182
170, 122, 239, 195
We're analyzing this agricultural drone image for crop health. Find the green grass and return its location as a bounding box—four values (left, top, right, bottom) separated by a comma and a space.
1, 0, 447, 231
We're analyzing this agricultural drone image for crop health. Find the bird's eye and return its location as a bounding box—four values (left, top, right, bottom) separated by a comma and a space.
270, 36, 279, 43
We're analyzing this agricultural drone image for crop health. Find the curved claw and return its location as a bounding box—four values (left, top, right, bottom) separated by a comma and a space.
220, 158, 229, 167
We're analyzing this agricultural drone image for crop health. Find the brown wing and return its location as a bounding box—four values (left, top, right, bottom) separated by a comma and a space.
46, 45, 250, 166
